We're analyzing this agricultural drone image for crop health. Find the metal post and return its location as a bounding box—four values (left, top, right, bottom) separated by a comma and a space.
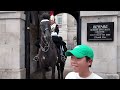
25, 11, 30, 79
77, 11, 81, 45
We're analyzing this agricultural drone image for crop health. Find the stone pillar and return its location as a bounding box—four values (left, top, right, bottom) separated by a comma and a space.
80, 11, 119, 79
117, 12, 120, 77
0, 11, 26, 79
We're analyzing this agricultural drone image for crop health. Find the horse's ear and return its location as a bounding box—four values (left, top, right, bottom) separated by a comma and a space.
41, 12, 50, 20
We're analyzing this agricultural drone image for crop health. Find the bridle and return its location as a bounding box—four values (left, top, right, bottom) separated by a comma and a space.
39, 20, 51, 53
40, 34, 50, 52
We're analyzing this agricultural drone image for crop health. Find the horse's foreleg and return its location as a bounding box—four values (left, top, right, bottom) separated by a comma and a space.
56, 63, 60, 79
40, 61, 46, 79
51, 66, 55, 79
60, 62, 65, 79
41, 68, 46, 79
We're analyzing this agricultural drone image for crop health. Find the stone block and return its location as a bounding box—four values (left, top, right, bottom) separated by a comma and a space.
0, 68, 26, 79
6, 19, 20, 33
20, 19, 25, 46
0, 32, 20, 46
117, 58, 120, 72
0, 11, 25, 20
0, 20, 6, 33
97, 73, 119, 79
91, 59, 108, 73
80, 11, 118, 17
107, 59, 117, 73
92, 45, 117, 59
0, 45, 20, 69
20, 45, 25, 69
91, 58, 117, 74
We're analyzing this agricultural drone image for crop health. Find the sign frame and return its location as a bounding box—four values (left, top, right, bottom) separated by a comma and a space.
87, 22, 114, 41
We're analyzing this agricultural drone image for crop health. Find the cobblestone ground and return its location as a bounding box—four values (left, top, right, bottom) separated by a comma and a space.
30, 57, 73, 79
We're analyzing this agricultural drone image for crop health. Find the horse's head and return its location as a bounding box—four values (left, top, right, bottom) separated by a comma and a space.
39, 12, 53, 52
40, 20, 51, 43
40, 12, 51, 40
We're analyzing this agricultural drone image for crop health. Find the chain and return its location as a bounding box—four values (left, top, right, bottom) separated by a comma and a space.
40, 42, 50, 52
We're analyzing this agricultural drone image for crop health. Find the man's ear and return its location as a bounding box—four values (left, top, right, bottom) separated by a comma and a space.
88, 59, 93, 66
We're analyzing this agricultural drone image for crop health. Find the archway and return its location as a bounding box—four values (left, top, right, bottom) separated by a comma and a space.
54, 11, 81, 45
54, 13, 77, 50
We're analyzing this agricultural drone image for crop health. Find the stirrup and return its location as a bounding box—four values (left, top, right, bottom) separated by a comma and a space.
61, 55, 66, 62
33, 56, 39, 61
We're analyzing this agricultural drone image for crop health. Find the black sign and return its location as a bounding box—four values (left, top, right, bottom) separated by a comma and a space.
87, 22, 114, 41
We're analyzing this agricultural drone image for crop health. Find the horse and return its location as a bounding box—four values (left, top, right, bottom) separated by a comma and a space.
36, 12, 67, 79
57, 36, 67, 79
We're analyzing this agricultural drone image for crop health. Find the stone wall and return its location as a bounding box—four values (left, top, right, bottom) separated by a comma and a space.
80, 11, 119, 79
0, 11, 26, 79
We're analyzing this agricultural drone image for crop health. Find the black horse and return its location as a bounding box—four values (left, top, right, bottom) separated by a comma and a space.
34, 12, 67, 79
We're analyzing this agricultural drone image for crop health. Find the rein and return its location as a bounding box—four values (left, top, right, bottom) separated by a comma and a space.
40, 35, 50, 53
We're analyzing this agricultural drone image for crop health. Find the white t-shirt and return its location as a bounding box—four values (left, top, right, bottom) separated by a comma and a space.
65, 72, 103, 79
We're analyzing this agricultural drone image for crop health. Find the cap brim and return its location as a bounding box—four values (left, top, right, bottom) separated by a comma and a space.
65, 50, 73, 56
65, 50, 85, 59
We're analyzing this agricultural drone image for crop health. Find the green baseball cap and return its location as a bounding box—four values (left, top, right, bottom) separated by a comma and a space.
65, 44, 94, 60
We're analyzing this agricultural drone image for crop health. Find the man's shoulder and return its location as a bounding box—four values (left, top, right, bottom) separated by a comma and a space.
68, 72, 76, 74
65, 72, 77, 79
